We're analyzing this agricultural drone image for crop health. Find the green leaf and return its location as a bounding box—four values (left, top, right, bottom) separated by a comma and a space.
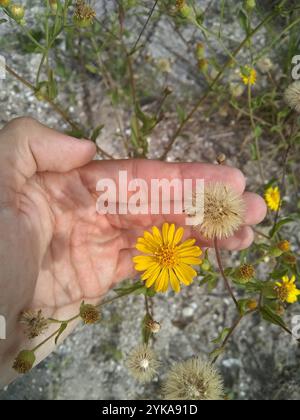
262, 281, 278, 299
254, 125, 263, 138
142, 314, 152, 345
55, 322, 68, 345
85, 64, 98, 74
114, 280, 145, 297
260, 306, 288, 330
47, 69, 58, 100
90, 124, 104, 142
176, 105, 186, 124
209, 347, 225, 360
269, 217, 294, 238
130, 114, 140, 148
212, 328, 231, 344
0, 19, 7, 24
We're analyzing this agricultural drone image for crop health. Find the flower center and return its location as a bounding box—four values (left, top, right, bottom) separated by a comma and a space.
140, 358, 150, 370
276, 285, 289, 302
155, 245, 177, 268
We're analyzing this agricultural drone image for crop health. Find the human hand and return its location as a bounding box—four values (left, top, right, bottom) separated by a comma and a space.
0, 117, 266, 386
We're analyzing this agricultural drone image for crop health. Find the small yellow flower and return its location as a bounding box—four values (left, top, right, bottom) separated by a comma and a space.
275, 275, 300, 304
240, 66, 257, 86
133, 223, 202, 293
264, 186, 281, 212
277, 240, 291, 253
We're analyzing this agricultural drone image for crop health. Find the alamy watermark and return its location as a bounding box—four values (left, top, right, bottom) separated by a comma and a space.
292, 55, 300, 80
0, 315, 6, 340
95, 171, 204, 225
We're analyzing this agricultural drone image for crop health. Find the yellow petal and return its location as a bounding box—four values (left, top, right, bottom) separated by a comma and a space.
180, 262, 197, 279
173, 227, 184, 246
145, 265, 162, 288
152, 226, 163, 244
180, 256, 203, 265
177, 239, 196, 249
168, 223, 175, 244
162, 223, 170, 245
136, 243, 154, 254
141, 263, 160, 280
155, 267, 168, 292
177, 246, 202, 257
169, 268, 180, 293
174, 265, 193, 286
143, 231, 159, 248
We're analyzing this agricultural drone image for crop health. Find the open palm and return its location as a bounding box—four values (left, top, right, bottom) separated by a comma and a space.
0, 118, 266, 386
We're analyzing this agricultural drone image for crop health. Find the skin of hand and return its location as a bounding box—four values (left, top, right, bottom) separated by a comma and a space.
0, 117, 267, 387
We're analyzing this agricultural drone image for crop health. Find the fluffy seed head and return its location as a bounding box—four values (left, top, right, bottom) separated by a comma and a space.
162, 357, 224, 400
20, 310, 49, 339
284, 81, 300, 113
126, 344, 160, 383
190, 182, 245, 240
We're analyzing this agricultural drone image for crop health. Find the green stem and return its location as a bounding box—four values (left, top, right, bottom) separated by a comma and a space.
247, 83, 264, 182
160, 9, 282, 160
214, 238, 239, 310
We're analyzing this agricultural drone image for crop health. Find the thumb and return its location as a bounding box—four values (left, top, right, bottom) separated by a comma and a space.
0, 117, 96, 180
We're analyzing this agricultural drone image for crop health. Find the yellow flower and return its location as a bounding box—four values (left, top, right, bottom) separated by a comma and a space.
133, 223, 202, 293
264, 186, 281, 212
240, 66, 257, 86
275, 275, 300, 304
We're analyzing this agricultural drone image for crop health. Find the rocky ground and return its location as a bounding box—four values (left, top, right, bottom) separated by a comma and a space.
0, 0, 300, 400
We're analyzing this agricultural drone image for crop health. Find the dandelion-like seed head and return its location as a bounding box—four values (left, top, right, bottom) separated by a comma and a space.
284, 81, 300, 113
191, 182, 245, 240
126, 344, 160, 383
20, 310, 49, 340
163, 357, 224, 400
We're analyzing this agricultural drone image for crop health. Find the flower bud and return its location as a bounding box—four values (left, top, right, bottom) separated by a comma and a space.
0, 0, 10, 8
13, 350, 36, 374
283, 254, 297, 266
198, 58, 209, 73
235, 264, 255, 284
164, 86, 173, 96
10, 4, 25, 21
196, 42, 205, 60
146, 319, 161, 334
245, 0, 256, 10
80, 302, 100, 324
276, 240, 291, 253
247, 299, 258, 311
73, 1, 96, 28
49, 0, 58, 13
201, 259, 211, 272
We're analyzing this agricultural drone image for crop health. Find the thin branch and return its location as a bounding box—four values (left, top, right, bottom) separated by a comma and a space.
214, 237, 239, 310
130, 0, 159, 54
